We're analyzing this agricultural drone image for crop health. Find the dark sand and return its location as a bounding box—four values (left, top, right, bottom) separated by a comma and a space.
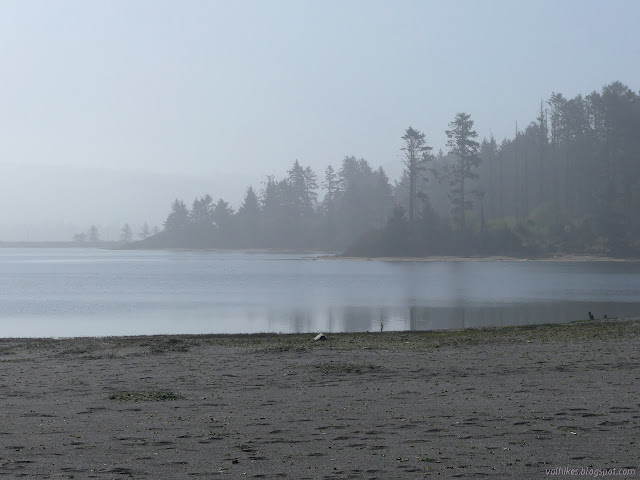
1, 321, 638, 479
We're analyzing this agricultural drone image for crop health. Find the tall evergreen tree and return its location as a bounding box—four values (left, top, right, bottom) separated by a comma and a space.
139, 222, 151, 239
164, 199, 189, 231
445, 113, 481, 230
88, 224, 100, 242
286, 160, 318, 217
478, 134, 498, 218
401, 127, 432, 226
321, 165, 339, 213
238, 186, 260, 218
189, 194, 214, 225
189, 194, 213, 225
536, 101, 548, 204
236, 186, 261, 246
547, 92, 567, 210
120, 223, 133, 242
212, 198, 234, 229
287, 160, 307, 217
304, 166, 319, 208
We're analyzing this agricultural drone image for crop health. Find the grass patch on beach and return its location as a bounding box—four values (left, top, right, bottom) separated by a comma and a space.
148, 337, 192, 354
313, 361, 382, 374
198, 319, 640, 351
254, 342, 310, 353
0, 346, 17, 356
58, 347, 91, 355
108, 390, 184, 402
3, 318, 638, 357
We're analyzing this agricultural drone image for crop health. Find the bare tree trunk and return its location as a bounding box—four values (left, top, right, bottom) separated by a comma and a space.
461, 171, 466, 230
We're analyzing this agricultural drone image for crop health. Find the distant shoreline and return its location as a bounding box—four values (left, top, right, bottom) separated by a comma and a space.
3, 243, 640, 262
0, 241, 118, 248
323, 253, 640, 262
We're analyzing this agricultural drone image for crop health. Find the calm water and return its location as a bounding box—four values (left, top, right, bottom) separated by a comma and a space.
1, 248, 639, 337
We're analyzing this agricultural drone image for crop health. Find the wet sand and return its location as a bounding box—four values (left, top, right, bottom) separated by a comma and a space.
1, 321, 638, 479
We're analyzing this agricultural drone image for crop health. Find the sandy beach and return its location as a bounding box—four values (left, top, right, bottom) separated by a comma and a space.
1, 321, 638, 479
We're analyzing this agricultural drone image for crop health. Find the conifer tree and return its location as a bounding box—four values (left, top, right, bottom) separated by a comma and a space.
401, 127, 432, 226
445, 113, 481, 230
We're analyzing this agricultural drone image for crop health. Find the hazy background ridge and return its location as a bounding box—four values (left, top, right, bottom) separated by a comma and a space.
0, 163, 258, 240
1, 0, 638, 240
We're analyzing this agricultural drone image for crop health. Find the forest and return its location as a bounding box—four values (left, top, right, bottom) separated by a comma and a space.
132, 81, 640, 257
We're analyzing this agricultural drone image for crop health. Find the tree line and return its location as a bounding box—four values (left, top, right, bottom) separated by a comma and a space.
73, 223, 160, 244
140, 81, 639, 257
146, 157, 393, 251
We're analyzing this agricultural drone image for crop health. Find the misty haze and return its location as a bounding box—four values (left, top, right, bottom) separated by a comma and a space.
1, 1, 638, 479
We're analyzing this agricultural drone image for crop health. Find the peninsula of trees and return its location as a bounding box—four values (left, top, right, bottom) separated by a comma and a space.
130, 81, 640, 257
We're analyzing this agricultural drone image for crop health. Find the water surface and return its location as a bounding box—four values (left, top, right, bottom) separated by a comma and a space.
1, 248, 639, 337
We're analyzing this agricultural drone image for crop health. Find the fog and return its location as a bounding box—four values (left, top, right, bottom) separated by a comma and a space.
0, 163, 262, 240
1, 0, 639, 240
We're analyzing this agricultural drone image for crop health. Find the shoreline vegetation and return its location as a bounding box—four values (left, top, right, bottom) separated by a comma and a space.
65, 81, 640, 260
1, 320, 638, 478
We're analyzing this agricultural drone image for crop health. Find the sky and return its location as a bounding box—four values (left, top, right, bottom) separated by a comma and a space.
1, 0, 639, 239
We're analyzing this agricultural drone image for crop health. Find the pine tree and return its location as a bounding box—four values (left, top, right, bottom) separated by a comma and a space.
120, 223, 133, 243
88, 225, 100, 242
238, 186, 260, 218
139, 222, 151, 239
445, 113, 481, 230
401, 127, 432, 226
164, 199, 189, 231
189, 194, 214, 225
322, 165, 339, 204
212, 198, 234, 229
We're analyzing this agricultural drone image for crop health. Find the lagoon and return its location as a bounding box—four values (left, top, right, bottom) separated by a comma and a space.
1, 248, 639, 337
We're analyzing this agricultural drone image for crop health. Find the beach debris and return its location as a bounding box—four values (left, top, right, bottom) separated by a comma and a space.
313, 333, 327, 341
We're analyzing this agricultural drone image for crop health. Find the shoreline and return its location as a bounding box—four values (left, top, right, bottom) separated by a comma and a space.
2, 316, 638, 343
1, 320, 638, 478
323, 253, 640, 262
4, 243, 639, 262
